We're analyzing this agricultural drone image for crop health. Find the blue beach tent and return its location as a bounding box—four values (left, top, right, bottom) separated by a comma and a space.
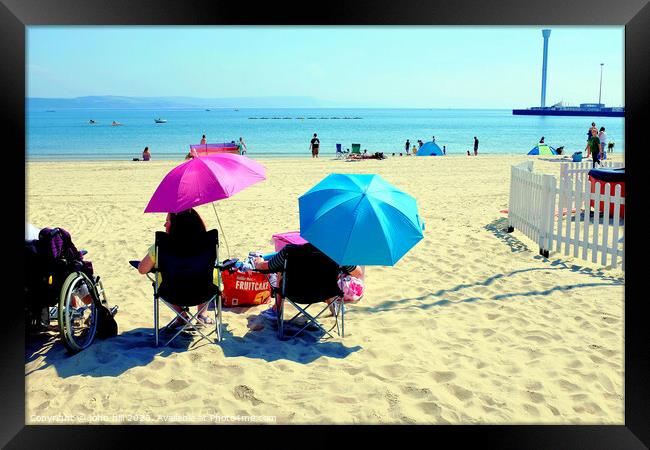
527, 144, 558, 155
416, 141, 444, 156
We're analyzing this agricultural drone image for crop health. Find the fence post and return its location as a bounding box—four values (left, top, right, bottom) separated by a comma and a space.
507, 165, 516, 232
538, 174, 556, 258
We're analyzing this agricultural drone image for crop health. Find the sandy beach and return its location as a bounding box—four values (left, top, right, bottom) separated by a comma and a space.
25, 154, 625, 425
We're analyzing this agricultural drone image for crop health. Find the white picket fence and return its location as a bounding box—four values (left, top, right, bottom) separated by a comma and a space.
508, 160, 625, 270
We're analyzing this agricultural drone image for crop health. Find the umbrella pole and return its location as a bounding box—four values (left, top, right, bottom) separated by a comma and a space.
212, 202, 231, 259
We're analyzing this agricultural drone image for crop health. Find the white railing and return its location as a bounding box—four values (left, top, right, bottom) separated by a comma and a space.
559, 160, 624, 194
508, 161, 625, 270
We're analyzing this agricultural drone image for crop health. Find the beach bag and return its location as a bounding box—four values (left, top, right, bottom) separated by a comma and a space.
337, 275, 365, 303
572, 152, 583, 162
221, 270, 271, 307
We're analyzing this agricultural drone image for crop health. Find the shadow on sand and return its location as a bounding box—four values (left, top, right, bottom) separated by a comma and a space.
361, 218, 623, 314
26, 316, 361, 379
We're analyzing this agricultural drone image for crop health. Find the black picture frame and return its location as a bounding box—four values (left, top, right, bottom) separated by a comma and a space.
5, 0, 648, 447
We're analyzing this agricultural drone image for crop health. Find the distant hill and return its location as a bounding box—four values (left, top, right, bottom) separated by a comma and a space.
27, 95, 342, 109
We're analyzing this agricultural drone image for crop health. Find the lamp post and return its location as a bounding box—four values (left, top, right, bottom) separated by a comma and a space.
598, 63, 604, 105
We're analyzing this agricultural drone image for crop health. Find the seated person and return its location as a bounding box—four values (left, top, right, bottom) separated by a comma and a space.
137, 208, 215, 327
142, 146, 151, 161
252, 243, 364, 319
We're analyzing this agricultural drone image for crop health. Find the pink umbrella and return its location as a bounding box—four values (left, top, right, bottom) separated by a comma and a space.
144, 153, 266, 213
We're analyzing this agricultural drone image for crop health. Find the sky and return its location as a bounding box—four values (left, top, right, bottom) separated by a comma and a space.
27, 26, 625, 108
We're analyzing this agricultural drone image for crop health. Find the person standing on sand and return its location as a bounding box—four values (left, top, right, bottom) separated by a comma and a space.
405, 139, 411, 155
239, 137, 247, 155
587, 122, 597, 142
473, 136, 479, 156
443, 145, 446, 155
598, 128, 607, 157
200, 134, 207, 145
432, 136, 436, 143
310, 133, 320, 158
585, 128, 602, 168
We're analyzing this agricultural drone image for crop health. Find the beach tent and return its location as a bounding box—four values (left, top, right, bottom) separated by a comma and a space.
528, 144, 557, 155
416, 141, 444, 156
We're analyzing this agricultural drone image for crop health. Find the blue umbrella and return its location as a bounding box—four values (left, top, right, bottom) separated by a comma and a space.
299, 174, 424, 266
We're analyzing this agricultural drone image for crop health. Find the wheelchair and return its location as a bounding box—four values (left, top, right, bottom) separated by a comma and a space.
25, 229, 116, 354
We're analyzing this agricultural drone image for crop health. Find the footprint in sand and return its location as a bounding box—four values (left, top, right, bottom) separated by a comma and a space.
525, 381, 543, 391
526, 390, 545, 404
418, 401, 442, 416
384, 389, 400, 411
166, 379, 190, 392
233, 385, 263, 406
523, 403, 540, 416
573, 402, 605, 416
431, 371, 456, 383
401, 385, 434, 400
556, 379, 580, 392
139, 379, 160, 389
446, 384, 473, 401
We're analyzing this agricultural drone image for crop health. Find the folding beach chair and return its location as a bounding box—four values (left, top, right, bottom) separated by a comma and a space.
152, 229, 222, 347
335, 143, 345, 159
347, 143, 362, 160
274, 244, 346, 340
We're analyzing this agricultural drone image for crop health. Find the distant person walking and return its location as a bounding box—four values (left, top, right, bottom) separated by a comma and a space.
585, 128, 602, 168
473, 136, 479, 156
443, 145, 446, 155
539, 136, 545, 144
142, 146, 151, 161
239, 137, 247, 155
405, 139, 411, 155
310, 133, 320, 158
432, 136, 436, 143
200, 134, 207, 145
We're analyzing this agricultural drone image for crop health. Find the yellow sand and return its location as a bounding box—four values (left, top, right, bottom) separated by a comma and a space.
25, 154, 625, 425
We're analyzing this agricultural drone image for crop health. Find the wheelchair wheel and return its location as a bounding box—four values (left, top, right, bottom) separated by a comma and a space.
58, 271, 99, 354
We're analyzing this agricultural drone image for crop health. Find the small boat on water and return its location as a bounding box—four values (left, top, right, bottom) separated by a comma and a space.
89, 119, 96, 124
112, 121, 122, 126
154, 118, 167, 123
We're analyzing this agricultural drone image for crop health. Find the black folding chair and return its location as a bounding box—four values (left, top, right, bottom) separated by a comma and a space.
275, 244, 346, 340
152, 229, 222, 347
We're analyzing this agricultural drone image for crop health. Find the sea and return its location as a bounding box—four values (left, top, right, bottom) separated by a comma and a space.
26, 108, 625, 161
